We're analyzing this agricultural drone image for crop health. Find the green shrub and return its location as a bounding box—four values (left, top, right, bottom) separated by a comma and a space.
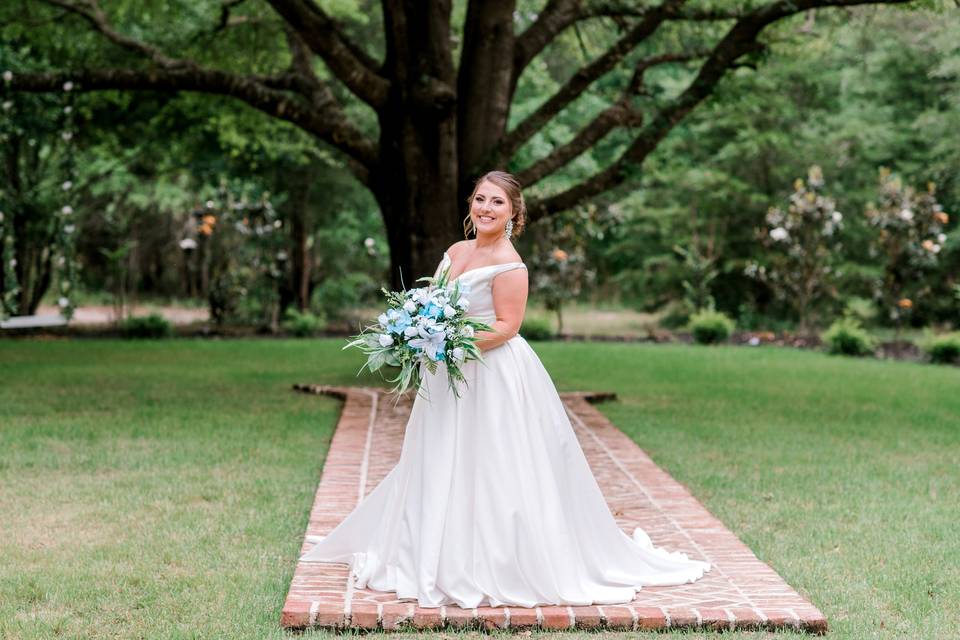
920, 332, 960, 365
688, 309, 734, 345
658, 300, 690, 329
520, 317, 554, 341
843, 296, 879, 326
312, 273, 378, 322
120, 313, 173, 339
821, 317, 876, 356
282, 309, 325, 337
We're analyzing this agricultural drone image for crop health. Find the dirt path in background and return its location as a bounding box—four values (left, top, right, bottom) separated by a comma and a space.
35, 305, 209, 326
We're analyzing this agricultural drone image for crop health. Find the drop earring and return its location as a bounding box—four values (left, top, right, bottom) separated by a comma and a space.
504, 218, 514, 240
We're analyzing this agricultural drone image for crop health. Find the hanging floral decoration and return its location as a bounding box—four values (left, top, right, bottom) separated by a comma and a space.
0, 71, 80, 321
55, 80, 79, 321
0, 70, 19, 319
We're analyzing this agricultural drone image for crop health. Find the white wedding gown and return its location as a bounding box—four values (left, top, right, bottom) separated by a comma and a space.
299, 252, 711, 608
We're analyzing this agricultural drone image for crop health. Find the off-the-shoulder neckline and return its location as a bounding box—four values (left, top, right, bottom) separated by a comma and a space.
442, 251, 526, 281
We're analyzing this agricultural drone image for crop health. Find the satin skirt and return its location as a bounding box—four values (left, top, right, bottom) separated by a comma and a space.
299, 335, 711, 608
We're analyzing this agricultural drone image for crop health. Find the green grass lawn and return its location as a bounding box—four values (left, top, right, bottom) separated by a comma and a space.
1, 339, 957, 639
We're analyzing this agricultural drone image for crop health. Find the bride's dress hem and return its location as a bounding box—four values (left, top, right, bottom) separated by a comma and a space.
297, 255, 712, 611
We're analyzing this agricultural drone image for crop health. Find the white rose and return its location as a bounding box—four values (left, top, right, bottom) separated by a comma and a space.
377, 313, 389, 328
403, 300, 416, 313
770, 227, 789, 242
932, 244, 941, 254
178, 238, 197, 250
832, 211, 843, 223
443, 304, 457, 318
462, 325, 474, 338
61, 205, 73, 215
452, 347, 465, 362
58, 297, 69, 308
378, 334, 394, 347
403, 325, 418, 337
937, 233, 947, 243
899, 208, 914, 222
2, 71, 12, 82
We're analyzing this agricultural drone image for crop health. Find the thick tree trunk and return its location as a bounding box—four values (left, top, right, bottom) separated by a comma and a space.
283, 166, 312, 312
376, 0, 460, 290
372, 116, 461, 289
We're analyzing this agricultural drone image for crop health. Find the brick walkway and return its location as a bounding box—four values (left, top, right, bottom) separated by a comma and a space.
281, 385, 826, 634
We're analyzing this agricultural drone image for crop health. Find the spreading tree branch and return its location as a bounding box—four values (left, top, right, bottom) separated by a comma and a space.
264, 0, 389, 107
15, 1, 378, 181
525, 0, 914, 220
495, 1, 682, 168
38, 0, 185, 68
7, 69, 377, 184
515, 50, 709, 187
512, 0, 751, 87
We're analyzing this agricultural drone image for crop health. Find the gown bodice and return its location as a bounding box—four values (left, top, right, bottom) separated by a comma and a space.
434, 251, 527, 325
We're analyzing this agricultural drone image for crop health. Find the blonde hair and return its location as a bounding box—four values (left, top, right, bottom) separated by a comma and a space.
463, 170, 527, 239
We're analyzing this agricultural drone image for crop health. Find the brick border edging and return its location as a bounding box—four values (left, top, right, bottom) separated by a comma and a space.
282, 385, 828, 635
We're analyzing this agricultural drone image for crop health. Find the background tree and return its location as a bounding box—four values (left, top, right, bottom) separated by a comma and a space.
865, 168, 948, 344
747, 165, 844, 333
593, 6, 957, 329
525, 206, 604, 334
3, 0, 915, 287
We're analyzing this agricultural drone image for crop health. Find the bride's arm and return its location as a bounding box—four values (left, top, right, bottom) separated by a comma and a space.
475, 269, 528, 352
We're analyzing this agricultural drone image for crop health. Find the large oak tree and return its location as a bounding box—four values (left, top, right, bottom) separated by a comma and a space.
5, 0, 913, 285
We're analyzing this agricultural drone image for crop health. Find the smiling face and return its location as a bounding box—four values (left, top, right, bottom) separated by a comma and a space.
469, 180, 513, 236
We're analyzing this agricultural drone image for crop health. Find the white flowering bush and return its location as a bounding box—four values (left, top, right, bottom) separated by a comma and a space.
746, 165, 843, 332
346, 265, 492, 398
183, 180, 285, 328
865, 167, 949, 327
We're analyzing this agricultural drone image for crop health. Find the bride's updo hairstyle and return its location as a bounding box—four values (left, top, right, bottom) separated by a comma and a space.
463, 170, 527, 239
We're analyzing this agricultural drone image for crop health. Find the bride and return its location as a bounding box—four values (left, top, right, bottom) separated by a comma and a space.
299, 170, 712, 608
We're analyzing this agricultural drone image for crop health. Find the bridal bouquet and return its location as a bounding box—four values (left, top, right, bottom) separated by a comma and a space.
345, 265, 492, 398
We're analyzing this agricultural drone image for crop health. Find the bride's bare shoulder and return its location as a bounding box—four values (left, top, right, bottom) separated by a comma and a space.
494, 244, 523, 264
445, 239, 472, 258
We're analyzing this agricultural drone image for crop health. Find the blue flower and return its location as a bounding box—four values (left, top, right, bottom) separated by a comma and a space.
386, 309, 412, 334
434, 343, 447, 361
418, 302, 441, 320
